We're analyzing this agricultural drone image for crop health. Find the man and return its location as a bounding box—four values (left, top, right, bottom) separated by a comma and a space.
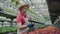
16, 2, 34, 34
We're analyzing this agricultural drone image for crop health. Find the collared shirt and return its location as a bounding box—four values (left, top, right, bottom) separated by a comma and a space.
16, 12, 28, 25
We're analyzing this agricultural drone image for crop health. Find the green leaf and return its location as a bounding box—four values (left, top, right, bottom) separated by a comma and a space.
11, 0, 16, 2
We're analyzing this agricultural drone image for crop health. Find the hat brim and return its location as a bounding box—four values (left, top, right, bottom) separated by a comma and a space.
20, 4, 29, 8
19, 4, 29, 11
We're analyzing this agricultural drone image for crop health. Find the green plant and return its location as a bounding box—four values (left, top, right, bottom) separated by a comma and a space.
0, 26, 17, 33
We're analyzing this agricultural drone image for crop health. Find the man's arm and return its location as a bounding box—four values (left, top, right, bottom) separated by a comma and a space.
17, 23, 27, 29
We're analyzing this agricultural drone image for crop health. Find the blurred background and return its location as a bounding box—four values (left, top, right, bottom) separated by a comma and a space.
0, 0, 60, 34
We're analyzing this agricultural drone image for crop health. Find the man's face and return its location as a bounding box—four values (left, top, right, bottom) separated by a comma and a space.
21, 6, 28, 13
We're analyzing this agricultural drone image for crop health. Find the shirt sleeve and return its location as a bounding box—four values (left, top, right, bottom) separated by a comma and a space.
16, 16, 22, 23
16, 15, 25, 25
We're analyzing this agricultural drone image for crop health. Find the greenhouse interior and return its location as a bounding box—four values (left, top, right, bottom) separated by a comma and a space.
0, 0, 60, 34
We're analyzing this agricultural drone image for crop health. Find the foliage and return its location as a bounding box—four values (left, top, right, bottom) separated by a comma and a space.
0, 26, 17, 33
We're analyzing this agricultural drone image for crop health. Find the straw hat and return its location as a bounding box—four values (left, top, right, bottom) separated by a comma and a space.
19, 1, 29, 11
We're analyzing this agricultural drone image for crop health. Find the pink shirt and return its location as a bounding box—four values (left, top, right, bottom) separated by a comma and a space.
16, 12, 28, 25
